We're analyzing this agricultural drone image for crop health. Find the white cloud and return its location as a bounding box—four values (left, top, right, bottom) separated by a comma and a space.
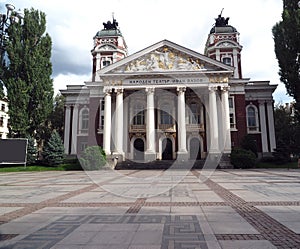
1, 0, 293, 103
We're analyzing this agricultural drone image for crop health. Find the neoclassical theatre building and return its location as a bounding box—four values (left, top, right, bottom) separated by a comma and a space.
61, 15, 277, 166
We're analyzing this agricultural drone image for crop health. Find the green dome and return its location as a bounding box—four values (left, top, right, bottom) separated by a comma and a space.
210, 25, 237, 34
94, 29, 122, 38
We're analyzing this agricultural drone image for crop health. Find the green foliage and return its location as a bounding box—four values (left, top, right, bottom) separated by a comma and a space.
48, 94, 65, 138
274, 104, 300, 156
273, 0, 300, 120
42, 131, 65, 166
2, 8, 53, 139
272, 140, 291, 164
230, 148, 257, 169
26, 136, 38, 165
79, 146, 107, 170
0, 81, 4, 99
241, 134, 258, 157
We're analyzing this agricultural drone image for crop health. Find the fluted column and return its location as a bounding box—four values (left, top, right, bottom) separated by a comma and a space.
222, 87, 231, 153
64, 105, 71, 154
145, 87, 156, 161
103, 89, 112, 155
208, 86, 219, 153
267, 100, 276, 152
71, 104, 79, 154
258, 101, 269, 153
115, 88, 124, 157
177, 87, 188, 159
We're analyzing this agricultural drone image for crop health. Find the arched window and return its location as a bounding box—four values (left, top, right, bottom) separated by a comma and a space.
189, 102, 201, 124
246, 105, 259, 132
133, 103, 145, 125
79, 108, 89, 133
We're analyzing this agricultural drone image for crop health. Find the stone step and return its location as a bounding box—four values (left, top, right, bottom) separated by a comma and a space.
115, 160, 206, 170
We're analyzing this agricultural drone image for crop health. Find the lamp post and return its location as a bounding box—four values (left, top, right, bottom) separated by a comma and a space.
0, 3, 24, 67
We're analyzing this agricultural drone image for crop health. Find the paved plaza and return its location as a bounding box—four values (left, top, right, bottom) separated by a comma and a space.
0, 169, 300, 249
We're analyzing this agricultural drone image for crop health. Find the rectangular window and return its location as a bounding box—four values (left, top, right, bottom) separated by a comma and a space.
228, 98, 234, 108
0, 116, 3, 127
101, 100, 105, 111
1, 104, 5, 112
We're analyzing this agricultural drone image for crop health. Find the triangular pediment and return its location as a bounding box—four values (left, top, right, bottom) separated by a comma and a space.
98, 40, 234, 76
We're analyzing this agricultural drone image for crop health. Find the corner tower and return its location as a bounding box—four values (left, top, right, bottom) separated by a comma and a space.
91, 17, 128, 81
204, 13, 242, 78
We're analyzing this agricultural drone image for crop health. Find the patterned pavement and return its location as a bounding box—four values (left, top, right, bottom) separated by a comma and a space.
0, 169, 299, 248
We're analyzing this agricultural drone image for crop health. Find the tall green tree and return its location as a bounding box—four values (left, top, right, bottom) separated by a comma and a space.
2, 8, 53, 138
274, 103, 300, 156
273, 0, 300, 120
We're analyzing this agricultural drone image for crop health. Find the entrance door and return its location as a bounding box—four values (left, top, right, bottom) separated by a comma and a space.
190, 138, 201, 160
134, 138, 144, 160
162, 138, 173, 160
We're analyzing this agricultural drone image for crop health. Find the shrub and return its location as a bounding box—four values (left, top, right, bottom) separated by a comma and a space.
272, 140, 290, 164
231, 148, 257, 169
79, 146, 107, 170
42, 131, 65, 166
241, 134, 258, 157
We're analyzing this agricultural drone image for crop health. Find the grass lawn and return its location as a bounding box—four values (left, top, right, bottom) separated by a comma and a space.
0, 163, 83, 172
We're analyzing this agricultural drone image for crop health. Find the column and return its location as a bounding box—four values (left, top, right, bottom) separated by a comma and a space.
177, 87, 188, 159
267, 101, 276, 152
114, 88, 124, 158
63, 105, 71, 154
208, 86, 219, 153
258, 101, 269, 153
233, 49, 239, 78
71, 104, 79, 154
145, 87, 156, 161
222, 87, 231, 153
103, 89, 112, 155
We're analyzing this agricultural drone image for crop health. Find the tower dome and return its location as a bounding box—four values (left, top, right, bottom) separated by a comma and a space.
91, 17, 128, 81
205, 13, 243, 79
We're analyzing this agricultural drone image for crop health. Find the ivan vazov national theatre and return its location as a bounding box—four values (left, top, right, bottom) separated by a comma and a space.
61, 14, 277, 168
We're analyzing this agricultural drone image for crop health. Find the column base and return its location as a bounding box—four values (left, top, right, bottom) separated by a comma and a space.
204, 152, 222, 169
218, 153, 233, 169
112, 152, 125, 162
176, 151, 189, 161
145, 151, 156, 162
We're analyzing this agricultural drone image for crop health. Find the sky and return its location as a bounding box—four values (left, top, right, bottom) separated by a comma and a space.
0, 0, 294, 104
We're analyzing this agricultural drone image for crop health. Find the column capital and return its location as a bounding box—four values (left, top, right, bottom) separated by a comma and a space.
116, 88, 124, 94
258, 100, 266, 105
208, 86, 218, 92
177, 87, 186, 94
145, 87, 155, 94
104, 87, 112, 95
220, 86, 230, 92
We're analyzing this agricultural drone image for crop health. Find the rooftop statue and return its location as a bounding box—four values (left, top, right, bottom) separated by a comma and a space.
215, 9, 229, 27
103, 18, 118, 30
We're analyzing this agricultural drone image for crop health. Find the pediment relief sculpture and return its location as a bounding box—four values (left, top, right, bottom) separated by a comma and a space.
112, 47, 209, 73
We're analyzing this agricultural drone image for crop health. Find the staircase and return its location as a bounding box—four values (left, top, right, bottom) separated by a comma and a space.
115, 160, 206, 170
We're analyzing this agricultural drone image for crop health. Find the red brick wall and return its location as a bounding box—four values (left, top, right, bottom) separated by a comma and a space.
88, 97, 101, 147
231, 94, 247, 147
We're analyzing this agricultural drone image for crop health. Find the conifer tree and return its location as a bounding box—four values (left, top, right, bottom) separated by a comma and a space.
42, 131, 64, 166
273, 0, 300, 119
26, 136, 37, 165
2, 8, 53, 137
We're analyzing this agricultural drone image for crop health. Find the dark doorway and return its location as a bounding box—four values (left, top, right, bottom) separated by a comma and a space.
190, 138, 201, 160
134, 138, 144, 160
162, 138, 173, 160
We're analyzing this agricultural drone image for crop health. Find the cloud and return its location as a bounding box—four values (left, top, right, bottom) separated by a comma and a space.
1, 0, 292, 103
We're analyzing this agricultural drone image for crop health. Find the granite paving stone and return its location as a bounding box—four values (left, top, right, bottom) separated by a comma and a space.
0, 169, 299, 249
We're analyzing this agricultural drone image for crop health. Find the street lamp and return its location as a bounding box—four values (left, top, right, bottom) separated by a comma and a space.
0, 3, 24, 67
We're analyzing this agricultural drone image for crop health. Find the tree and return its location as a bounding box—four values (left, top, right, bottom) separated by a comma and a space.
79, 146, 107, 170
274, 103, 300, 157
273, 0, 300, 120
26, 136, 38, 165
48, 94, 65, 138
42, 131, 64, 166
2, 8, 53, 138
